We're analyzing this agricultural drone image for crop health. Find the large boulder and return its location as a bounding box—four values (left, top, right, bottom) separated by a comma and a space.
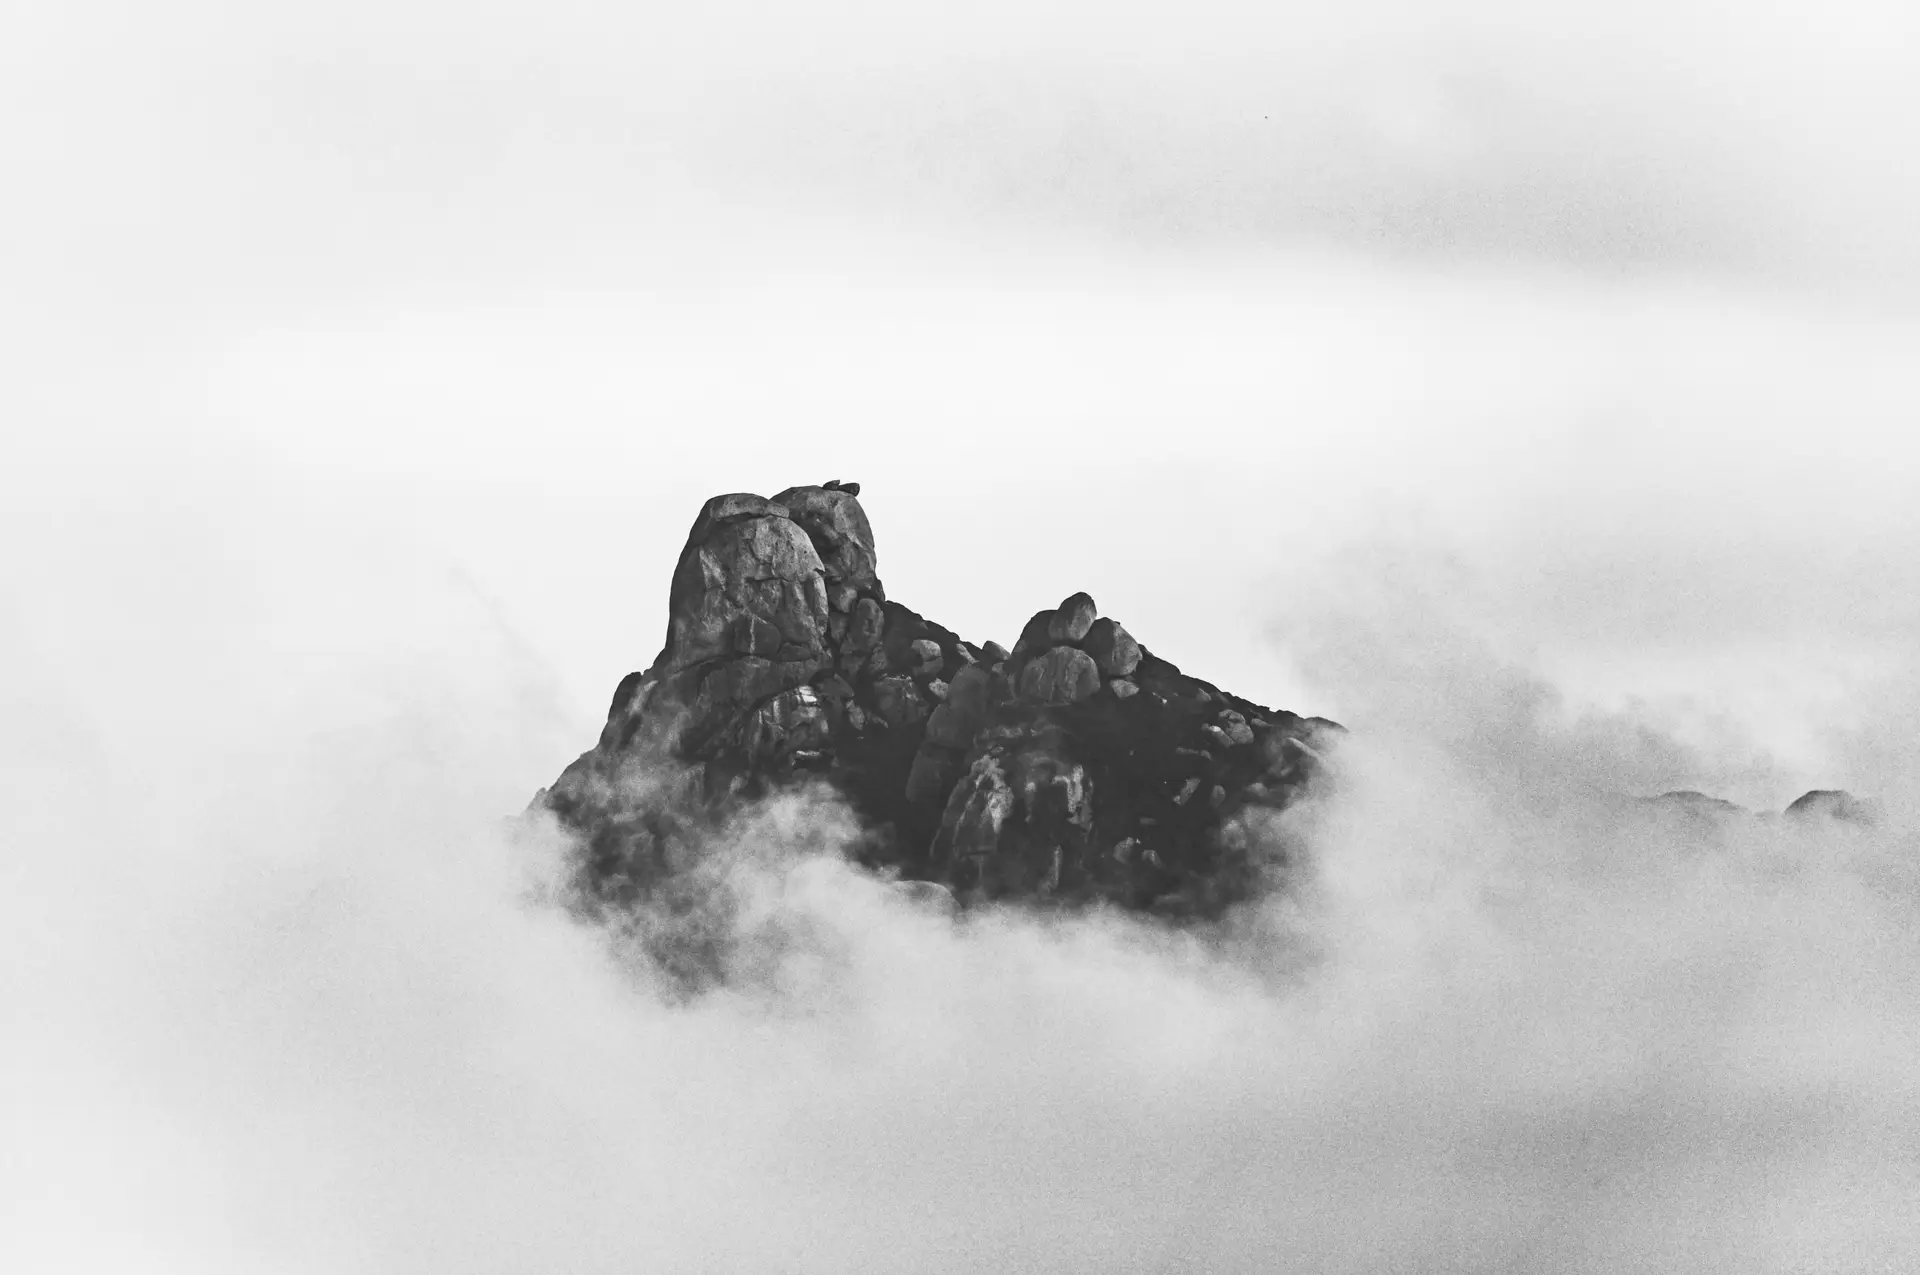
666, 500, 828, 667
925, 664, 997, 748
1082, 617, 1141, 677
1047, 591, 1099, 644
1016, 646, 1102, 705
771, 483, 879, 594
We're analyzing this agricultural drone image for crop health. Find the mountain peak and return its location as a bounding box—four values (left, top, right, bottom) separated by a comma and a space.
537, 482, 1339, 921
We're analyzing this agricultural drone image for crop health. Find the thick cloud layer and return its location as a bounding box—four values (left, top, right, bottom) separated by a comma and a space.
5, 484, 1919, 1272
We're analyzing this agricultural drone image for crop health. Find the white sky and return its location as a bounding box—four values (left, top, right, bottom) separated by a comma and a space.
9, 0, 1919, 806
5, 2, 1920, 1270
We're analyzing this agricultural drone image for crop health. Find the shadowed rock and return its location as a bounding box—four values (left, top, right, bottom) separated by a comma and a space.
1083, 616, 1141, 676
539, 481, 1897, 988
1048, 592, 1099, 643
539, 482, 1340, 927
1017, 646, 1102, 705
771, 483, 878, 594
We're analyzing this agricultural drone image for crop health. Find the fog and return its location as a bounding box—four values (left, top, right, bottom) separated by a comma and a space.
9, 553, 1920, 1269
7, 0, 1920, 1269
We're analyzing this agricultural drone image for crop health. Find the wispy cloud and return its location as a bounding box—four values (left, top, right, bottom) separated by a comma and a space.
5, 498, 1918, 1271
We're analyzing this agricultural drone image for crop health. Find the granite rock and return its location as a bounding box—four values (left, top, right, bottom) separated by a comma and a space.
1082, 616, 1141, 677
537, 481, 1344, 954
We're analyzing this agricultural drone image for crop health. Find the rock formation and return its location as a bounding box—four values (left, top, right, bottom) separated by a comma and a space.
536, 482, 1343, 916
534, 481, 1882, 943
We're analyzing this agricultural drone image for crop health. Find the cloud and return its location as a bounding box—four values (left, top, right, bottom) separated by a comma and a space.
5, 6, 1919, 1264
7, 0, 1920, 308
6, 508, 1919, 1273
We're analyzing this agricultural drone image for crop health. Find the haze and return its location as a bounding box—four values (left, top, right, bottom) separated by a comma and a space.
4, 0, 1919, 1270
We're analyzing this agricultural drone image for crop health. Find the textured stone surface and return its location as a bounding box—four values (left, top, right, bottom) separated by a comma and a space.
665, 513, 827, 671
1048, 591, 1099, 644
925, 664, 996, 747
534, 487, 1887, 994
538, 480, 1345, 940
872, 675, 929, 729
1016, 646, 1102, 705
1082, 616, 1141, 676
771, 484, 878, 593
845, 598, 884, 652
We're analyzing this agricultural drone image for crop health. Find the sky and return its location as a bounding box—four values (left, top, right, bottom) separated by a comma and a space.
5, 0, 1920, 1271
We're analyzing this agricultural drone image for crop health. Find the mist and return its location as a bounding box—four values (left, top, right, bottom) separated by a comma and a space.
8, 541, 1919, 1270
7, 0, 1920, 1269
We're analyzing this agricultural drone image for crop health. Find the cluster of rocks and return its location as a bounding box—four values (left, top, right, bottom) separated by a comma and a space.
1642, 787, 1883, 826
535, 480, 1883, 945
536, 481, 1342, 916
924, 589, 1339, 908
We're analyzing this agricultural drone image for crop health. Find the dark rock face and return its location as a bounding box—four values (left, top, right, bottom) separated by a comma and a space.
538, 483, 1338, 915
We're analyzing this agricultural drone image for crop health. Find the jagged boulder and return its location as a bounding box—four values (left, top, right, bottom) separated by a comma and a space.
537, 482, 1339, 919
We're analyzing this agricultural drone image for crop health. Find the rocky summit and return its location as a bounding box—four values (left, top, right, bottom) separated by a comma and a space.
533, 482, 1882, 942
536, 481, 1344, 917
